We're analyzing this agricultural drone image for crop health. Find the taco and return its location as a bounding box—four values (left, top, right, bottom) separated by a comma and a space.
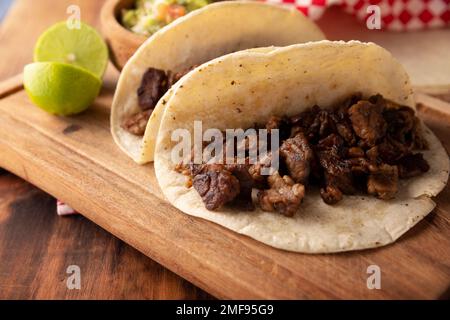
111, 1, 325, 164
153, 41, 449, 253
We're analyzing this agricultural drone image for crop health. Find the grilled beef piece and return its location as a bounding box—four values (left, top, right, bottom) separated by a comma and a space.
335, 119, 356, 145
290, 106, 318, 128
347, 157, 372, 174
167, 65, 198, 88
257, 172, 305, 217
367, 164, 398, 199
412, 118, 429, 150
167, 70, 185, 88
186, 154, 259, 210
225, 163, 256, 210
309, 109, 337, 141
137, 68, 168, 111
290, 106, 342, 143
315, 134, 347, 175
316, 133, 345, 153
340, 94, 363, 111
280, 132, 313, 184
333, 97, 360, 144
120, 109, 152, 136
265, 116, 291, 144
398, 153, 430, 178
320, 184, 343, 205
266, 116, 282, 133
316, 134, 356, 200
347, 147, 365, 158
384, 106, 415, 143
367, 137, 411, 164
192, 164, 240, 210
248, 152, 273, 187
321, 166, 356, 196
349, 101, 387, 147
383, 106, 429, 150
123, 66, 195, 136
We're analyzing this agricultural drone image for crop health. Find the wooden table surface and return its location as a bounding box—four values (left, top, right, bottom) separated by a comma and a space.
0, 0, 212, 299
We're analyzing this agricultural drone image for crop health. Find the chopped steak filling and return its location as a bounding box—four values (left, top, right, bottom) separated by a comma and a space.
349, 100, 387, 147
367, 163, 398, 200
280, 132, 314, 185
137, 68, 168, 111
177, 94, 430, 216
192, 164, 240, 211
121, 66, 195, 136
258, 172, 305, 217
121, 109, 152, 136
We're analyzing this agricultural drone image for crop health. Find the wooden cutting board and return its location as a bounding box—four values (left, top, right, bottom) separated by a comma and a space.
0, 71, 449, 299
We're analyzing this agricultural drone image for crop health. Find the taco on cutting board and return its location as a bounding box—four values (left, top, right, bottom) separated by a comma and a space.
153, 41, 449, 253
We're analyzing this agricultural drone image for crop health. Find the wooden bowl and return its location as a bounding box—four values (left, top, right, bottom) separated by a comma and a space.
100, 0, 147, 71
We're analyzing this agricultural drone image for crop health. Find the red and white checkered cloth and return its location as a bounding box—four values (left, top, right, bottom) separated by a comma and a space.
56, 200, 77, 216
265, 0, 450, 31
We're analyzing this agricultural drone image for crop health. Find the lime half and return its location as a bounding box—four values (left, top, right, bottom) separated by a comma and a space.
24, 62, 102, 116
33, 21, 108, 78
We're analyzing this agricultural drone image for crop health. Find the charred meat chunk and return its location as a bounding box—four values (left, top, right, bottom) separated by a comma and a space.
192, 164, 240, 210
290, 106, 319, 128
320, 184, 343, 205
398, 153, 430, 178
367, 137, 410, 164
316, 133, 345, 153
412, 118, 429, 150
310, 109, 337, 140
349, 100, 387, 147
316, 134, 356, 195
257, 172, 305, 217
367, 164, 398, 200
137, 68, 168, 111
338, 93, 363, 113
167, 65, 197, 88
248, 152, 273, 187
138, 65, 196, 111
347, 147, 365, 158
290, 106, 342, 143
225, 163, 256, 210
120, 110, 152, 136
167, 70, 185, 88
266, 116, 282, 132
124, 66, 195, 136
280, 132, 313, 184
322, 167, 356, 196
383, 106, 415, 144
333, 98, 359, 144
335, 119, 356, 145
265, 116, 291, 142
347, 157, 372, 174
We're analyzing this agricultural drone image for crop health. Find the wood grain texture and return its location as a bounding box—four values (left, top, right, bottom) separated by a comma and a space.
0, 81, 448, 299
0, 0, 211, 299
0, 73, 22, 99
0, 177, 211, 299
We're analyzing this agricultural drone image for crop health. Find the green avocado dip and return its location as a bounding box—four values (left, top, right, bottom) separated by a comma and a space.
121, 0, 214, 36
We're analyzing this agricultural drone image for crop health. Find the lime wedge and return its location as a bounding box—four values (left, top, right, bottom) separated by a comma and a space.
33, 21, 108, 78
24, 62, 102, 116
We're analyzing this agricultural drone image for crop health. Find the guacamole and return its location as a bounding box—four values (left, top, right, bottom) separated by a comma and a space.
121, 0, 213, 36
